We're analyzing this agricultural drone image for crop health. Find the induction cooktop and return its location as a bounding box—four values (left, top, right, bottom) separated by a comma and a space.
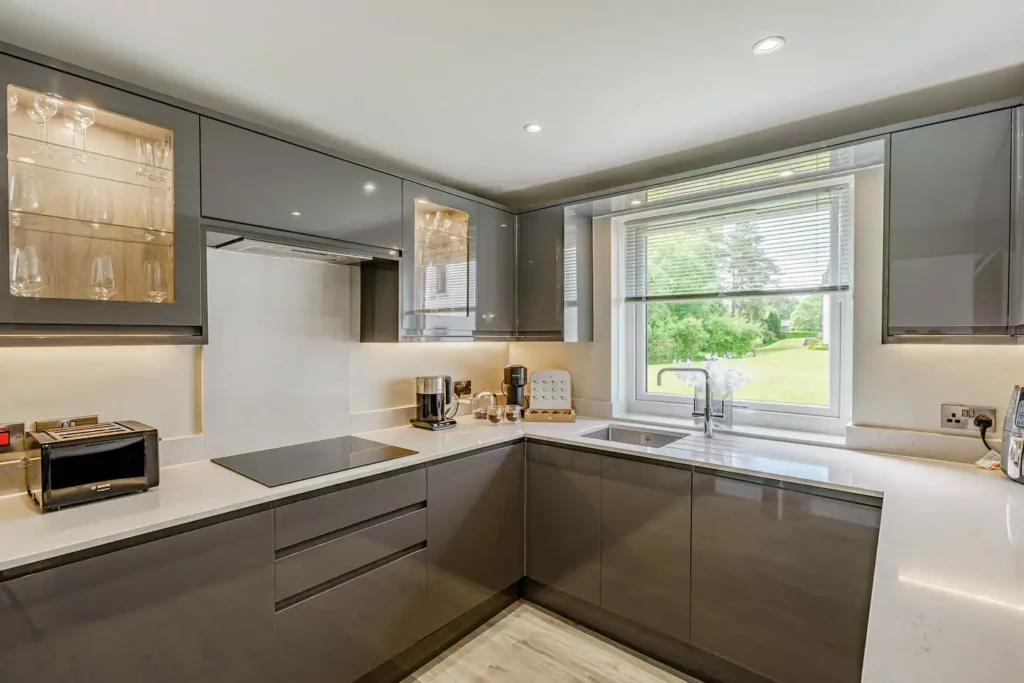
211, 436, 419, 487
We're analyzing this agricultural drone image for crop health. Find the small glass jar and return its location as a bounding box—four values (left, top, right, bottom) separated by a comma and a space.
504, 404, 521, 423
472, 392, 497, 419
486, 405, 505, 425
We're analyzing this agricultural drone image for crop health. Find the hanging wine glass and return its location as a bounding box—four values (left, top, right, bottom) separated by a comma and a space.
32, 95, 61, 148
71, 104, 96, 163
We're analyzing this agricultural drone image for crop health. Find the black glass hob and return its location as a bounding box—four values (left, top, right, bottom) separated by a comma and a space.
211, 436, 418, 487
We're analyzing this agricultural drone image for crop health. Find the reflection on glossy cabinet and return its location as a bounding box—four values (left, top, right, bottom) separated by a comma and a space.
691, 473, 881, 683
426, 444, 524, 632
526, 443, 602, 604
601, 458, 691, 642
887, 109, 1013, 335
0, 52, 203, 336
0, 512, 275, 682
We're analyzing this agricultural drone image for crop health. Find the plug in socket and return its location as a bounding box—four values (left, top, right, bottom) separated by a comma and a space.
940, 404, 996, 432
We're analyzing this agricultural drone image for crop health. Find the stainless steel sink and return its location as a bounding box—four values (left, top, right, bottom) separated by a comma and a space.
582, 426, 687, 448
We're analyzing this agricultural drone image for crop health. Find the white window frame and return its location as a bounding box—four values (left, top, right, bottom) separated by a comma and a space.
618, 177, 854, 435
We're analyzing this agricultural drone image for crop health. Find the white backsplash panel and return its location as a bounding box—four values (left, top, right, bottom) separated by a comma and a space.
203, 249, 354, 458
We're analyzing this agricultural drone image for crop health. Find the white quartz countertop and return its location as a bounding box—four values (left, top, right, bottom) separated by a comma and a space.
1, 416, 1022, 683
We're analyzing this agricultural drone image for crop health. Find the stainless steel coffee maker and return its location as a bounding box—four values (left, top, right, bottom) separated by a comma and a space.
1002, 386, 1024, 483
411, 375, 457, 431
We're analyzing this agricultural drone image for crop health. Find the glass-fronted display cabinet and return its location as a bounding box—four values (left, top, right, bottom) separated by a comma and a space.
401, 181, 477, 339
0, 53, 202, 342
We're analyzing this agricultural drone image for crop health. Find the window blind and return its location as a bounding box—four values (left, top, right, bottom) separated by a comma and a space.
624, 184, 852, 302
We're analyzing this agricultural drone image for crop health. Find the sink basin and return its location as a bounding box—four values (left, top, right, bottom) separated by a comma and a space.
582, 426, 687, 449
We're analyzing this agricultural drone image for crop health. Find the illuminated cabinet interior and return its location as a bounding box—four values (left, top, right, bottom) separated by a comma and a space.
413, 198, 470, 317
6, 84, 175, 304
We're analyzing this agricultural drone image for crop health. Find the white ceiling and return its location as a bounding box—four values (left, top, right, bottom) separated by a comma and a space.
2, 1, 1023, 206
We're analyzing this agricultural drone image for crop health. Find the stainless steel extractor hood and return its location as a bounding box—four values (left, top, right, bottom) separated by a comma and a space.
207, 231, 371, 266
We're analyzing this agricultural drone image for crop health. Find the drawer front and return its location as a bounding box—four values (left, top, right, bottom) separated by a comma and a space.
275, 549, 428, 683
275, 470, 426, 550
276, 508, 426, 602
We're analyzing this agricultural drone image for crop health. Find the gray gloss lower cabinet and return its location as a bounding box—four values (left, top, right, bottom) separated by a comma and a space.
426, 444, 524, 631
0, 512, 275, 683
526, 443, 602, 604
275, 549, 427, 683
600, 458, 691, 642
691, 473, 881, 683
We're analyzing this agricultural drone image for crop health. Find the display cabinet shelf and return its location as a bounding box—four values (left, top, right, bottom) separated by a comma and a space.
10, 211, 174, 246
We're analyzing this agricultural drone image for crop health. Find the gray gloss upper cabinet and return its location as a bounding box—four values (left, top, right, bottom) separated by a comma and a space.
525, 443, 602, 604
516, 204, 593, 341
516, 206, 563, 336
600, 458, 691, 643
426, 444, 524, 631
690, 473, 880, 683
476, 205, 516, 335
0, 512, 275, 683
887, 109, 1013, 337
200, 118, 402, 250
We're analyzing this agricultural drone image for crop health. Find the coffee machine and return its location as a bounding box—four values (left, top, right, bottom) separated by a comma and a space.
411, 376, 457, 431
504, 365, 528, 407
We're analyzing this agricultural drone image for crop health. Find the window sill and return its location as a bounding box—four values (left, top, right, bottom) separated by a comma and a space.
612, 411, 847, 449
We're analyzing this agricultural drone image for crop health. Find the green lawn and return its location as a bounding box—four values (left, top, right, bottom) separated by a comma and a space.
648, 338, 829, 406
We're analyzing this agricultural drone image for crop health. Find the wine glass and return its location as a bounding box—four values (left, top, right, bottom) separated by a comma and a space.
5, 92, 16, 115
9, 173, 43, 227
32, 95, 61, 145
10, 245, 44, 297
87, 255, 116, 300
144, 260, 167, 303
76, 182, 115, 226
71, 104, 95, 163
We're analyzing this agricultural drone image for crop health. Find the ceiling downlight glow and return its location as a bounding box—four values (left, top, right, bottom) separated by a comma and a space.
523, 123, 542, 134
363, 182, 376, 193
291, 211, 301, 216
753, 36, 786, 54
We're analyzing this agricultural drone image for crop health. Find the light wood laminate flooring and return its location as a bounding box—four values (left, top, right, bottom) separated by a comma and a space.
404, 602, 700, 683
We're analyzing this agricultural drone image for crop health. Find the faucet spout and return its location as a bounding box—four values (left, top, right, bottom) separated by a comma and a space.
655, 367, 717, 437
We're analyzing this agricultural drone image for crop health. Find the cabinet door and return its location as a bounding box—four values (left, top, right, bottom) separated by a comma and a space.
475, 205, 515, 335
401, 181, 478, 338
200, 118, 402, 250
516, 205, 563, 335
888, 109, 1013, 335
275, 549, 427, 683
601, 457, 691, 642
426, 444, 524, 631
525, 443, 601, 604
691, 473, 881, 683
0, 53, 203, 331
0, 512, 275, 683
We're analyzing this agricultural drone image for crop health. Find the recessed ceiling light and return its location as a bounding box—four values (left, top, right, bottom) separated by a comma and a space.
752, 36, 786, 54
291, 211, 301, 216
523, 123, 542, 134
363, 182, 376, 193
630, 199, 643, 206
779, 169, 795, 177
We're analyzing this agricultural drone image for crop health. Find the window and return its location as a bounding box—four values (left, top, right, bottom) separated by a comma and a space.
621, 151, 865, 428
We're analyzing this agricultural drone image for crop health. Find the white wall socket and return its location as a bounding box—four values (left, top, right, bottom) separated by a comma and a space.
940, 404, 996, 432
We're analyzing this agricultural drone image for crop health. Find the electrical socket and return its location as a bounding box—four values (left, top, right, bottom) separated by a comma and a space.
940, 404, 996, 432
453, 380, 472, 398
